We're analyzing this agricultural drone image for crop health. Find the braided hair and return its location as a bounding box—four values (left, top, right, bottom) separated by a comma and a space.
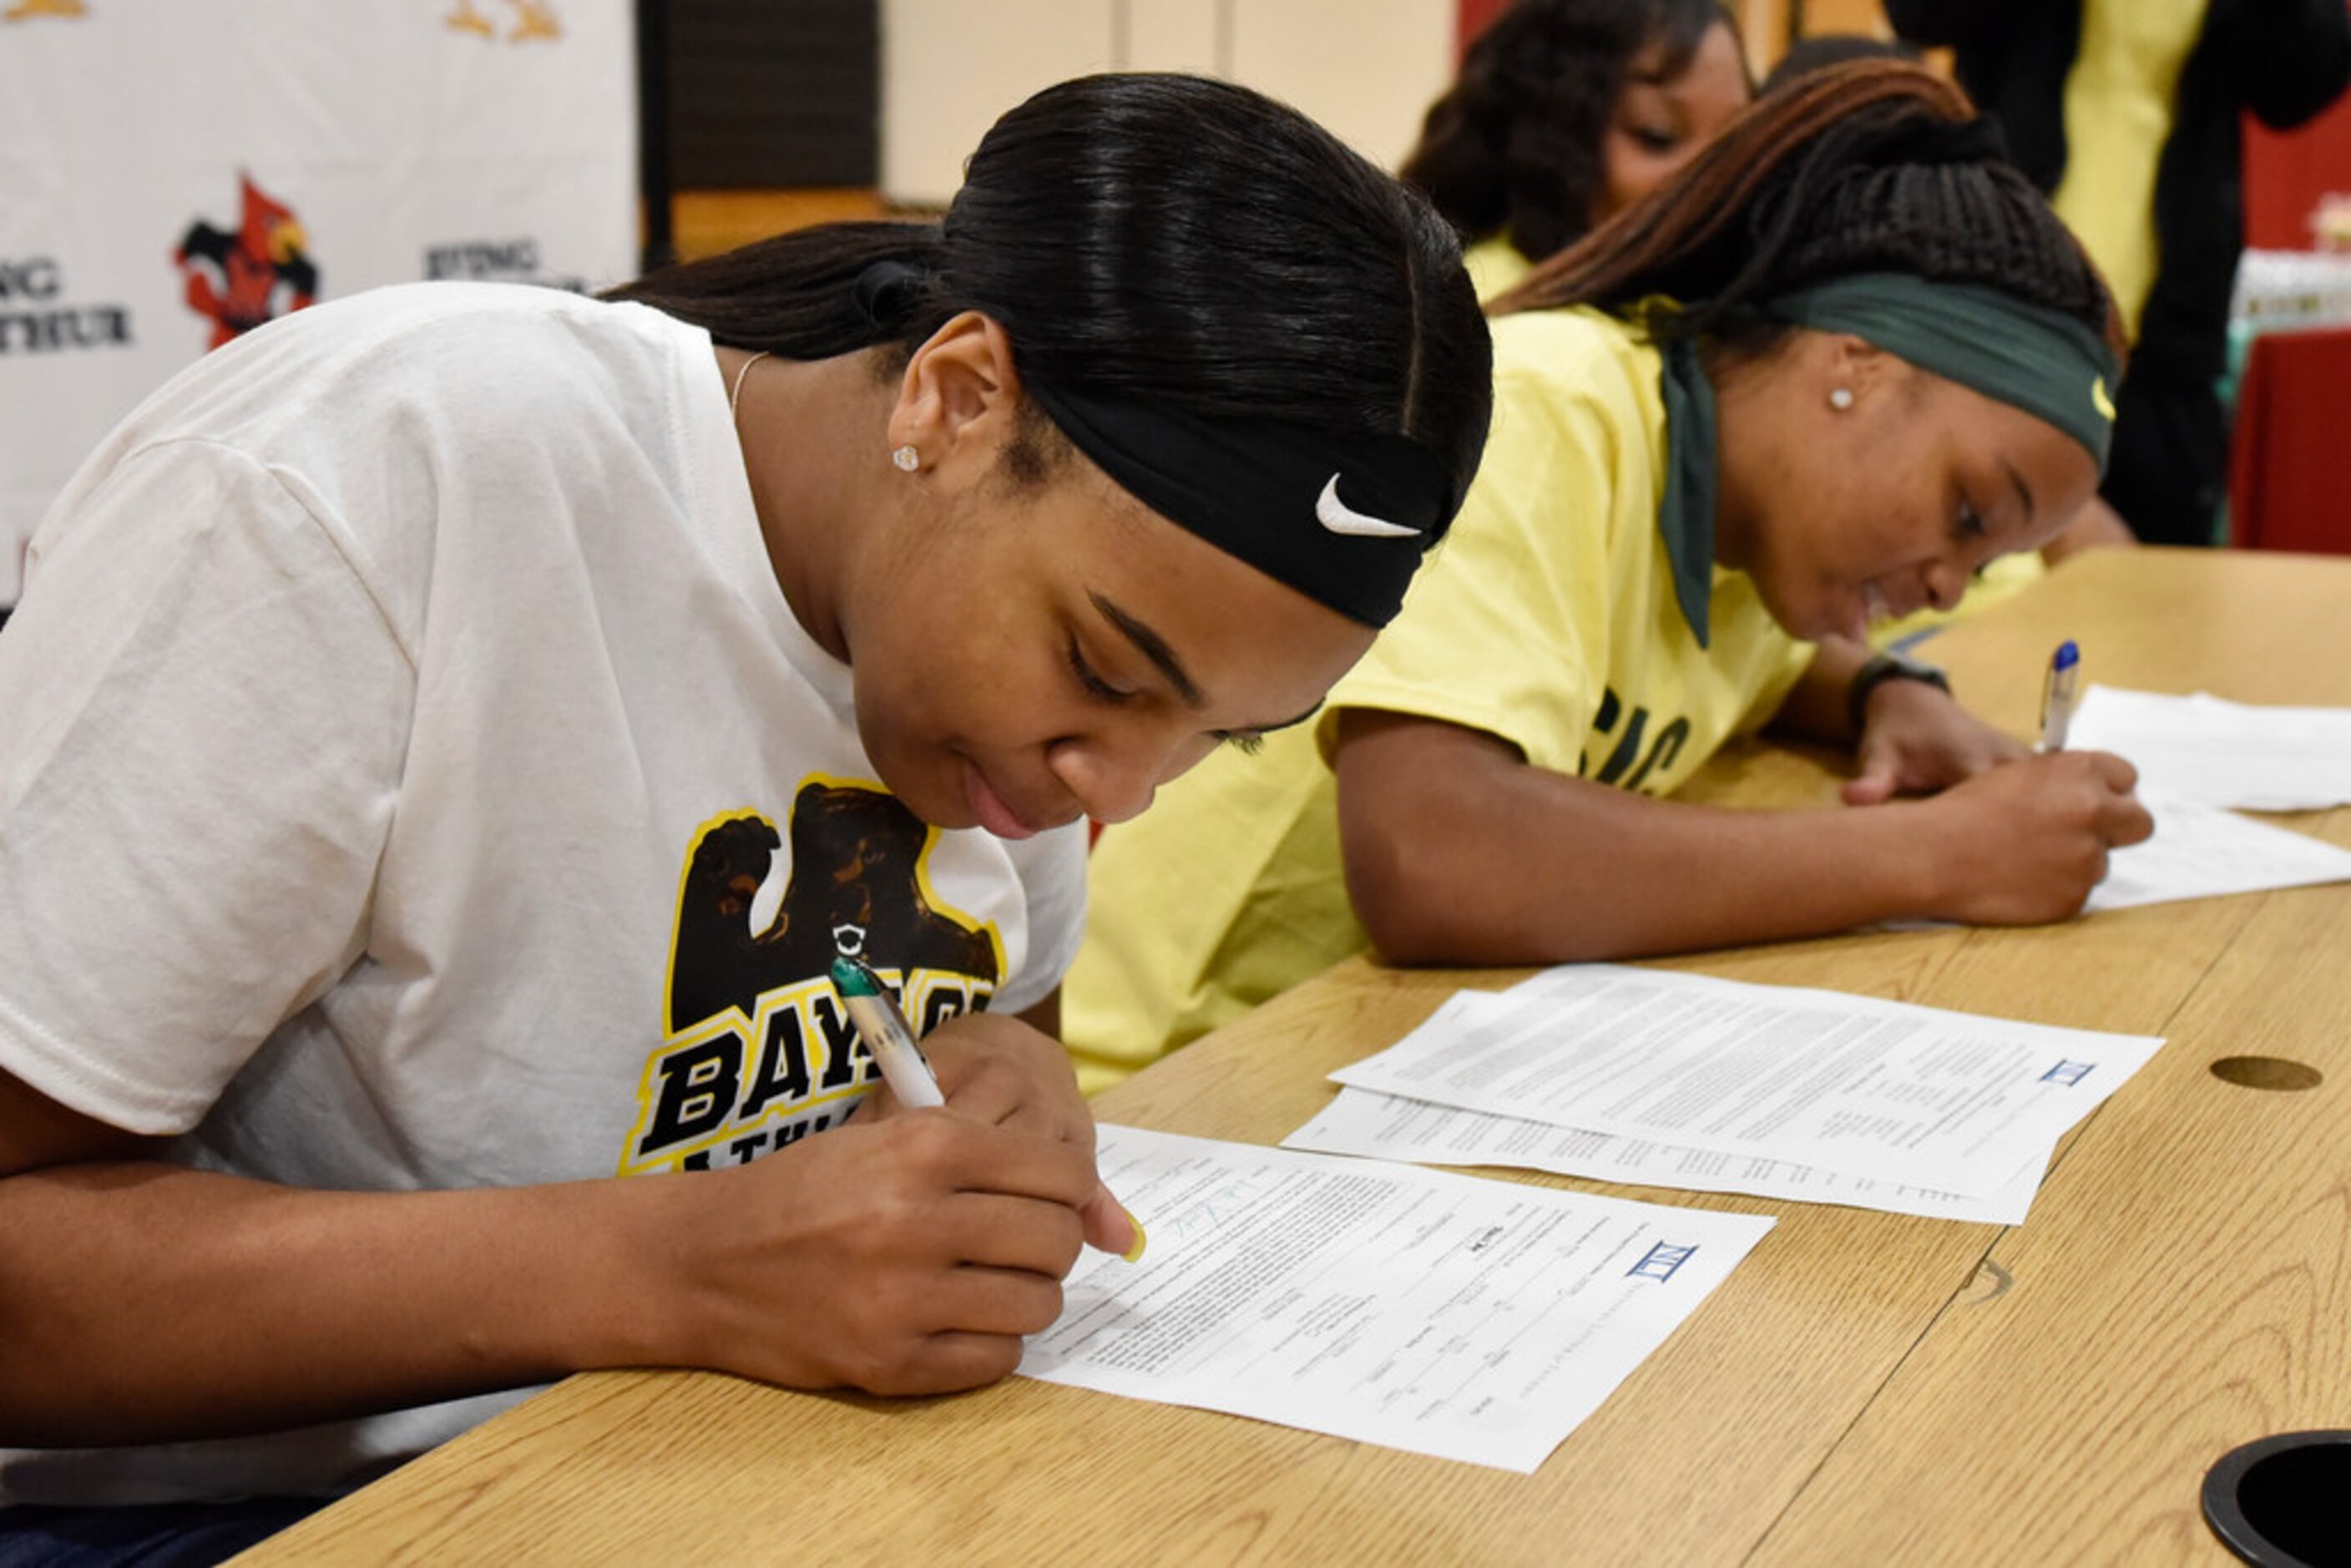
1490, 62, 2123, 360
1400, 0, 1736, 264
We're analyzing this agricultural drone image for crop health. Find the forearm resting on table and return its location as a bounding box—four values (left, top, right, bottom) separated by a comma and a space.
0, 1155, 680, 1448
1335, 711, 1938, 965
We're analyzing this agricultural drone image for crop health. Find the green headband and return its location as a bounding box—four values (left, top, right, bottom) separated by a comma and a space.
1765, 273, 2120, 468
1648, 276, 2119, 648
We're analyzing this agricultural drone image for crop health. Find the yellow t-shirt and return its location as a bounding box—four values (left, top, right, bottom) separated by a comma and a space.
1463, 236, 1536, 302
1063, 309, 1813, 1092
2051, 0, 2208, 340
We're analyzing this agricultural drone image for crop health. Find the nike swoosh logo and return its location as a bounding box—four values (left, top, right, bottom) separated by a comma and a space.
1316, 473, 1420, 539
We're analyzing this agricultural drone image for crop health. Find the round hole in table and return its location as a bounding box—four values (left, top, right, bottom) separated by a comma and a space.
2204, 1430, 2351, 1566
2208, 1056, 2324, 1092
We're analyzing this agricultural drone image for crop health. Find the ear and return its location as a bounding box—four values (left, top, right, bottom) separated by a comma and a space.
887, 311, 1026, 478
1823, 332, 1897, 404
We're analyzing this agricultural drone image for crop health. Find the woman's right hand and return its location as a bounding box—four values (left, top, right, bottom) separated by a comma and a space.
650, 1110, 1100, 1398
1917, 750, 2155, 924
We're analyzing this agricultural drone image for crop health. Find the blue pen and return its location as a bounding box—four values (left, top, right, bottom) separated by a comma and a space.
2039, 640, 2081, 752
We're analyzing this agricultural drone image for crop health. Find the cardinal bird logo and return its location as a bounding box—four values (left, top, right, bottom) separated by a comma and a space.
174, 174, 319, 349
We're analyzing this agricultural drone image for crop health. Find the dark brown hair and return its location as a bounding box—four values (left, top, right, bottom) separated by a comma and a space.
1400, 0, 1743, 263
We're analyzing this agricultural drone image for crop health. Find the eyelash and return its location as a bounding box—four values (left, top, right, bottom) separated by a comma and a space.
1066, 636, 1130, 705
1954, 500, 1987, 543
1630, 126, 1679, 153
1068, 632, 1267, 755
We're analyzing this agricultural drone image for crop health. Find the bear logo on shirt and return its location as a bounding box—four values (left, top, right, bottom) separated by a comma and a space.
666, 785, 999, 1033
624, 780, 1004, 1174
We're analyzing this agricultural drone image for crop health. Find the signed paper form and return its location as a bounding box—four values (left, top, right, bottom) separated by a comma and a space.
1018, 1125, 1773, 1473
1331, 967, 2161, 1198
2087, 792, 2351, 913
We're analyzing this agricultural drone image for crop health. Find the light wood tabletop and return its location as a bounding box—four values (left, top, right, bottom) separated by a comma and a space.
239, 548, 2351, 1566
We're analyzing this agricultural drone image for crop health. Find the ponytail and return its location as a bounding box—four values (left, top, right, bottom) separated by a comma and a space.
605, 221, 945, 361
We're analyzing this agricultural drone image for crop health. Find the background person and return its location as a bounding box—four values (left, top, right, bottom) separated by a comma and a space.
1887, 0, 2351, 546
1402, 0, 1753, 298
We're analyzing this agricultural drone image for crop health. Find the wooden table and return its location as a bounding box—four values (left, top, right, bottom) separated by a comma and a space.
241, 549, 2351, 1566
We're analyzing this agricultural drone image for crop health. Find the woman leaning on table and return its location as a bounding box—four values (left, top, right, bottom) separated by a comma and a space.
0, 72, 1491, 1560
1064, 63, 2156, 1090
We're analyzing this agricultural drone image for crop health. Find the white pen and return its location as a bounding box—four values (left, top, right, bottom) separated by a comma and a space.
2040, 639, 2081, 752
829, 954, 944, 1109
828, 953, 1148, 1262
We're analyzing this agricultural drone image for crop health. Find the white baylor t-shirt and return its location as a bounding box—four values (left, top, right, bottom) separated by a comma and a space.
0, 283, 1086, 1505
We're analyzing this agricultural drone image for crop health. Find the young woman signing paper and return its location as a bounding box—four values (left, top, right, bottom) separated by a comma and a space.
1067, 63, 2153, 1089
0, 73, 1490, 1551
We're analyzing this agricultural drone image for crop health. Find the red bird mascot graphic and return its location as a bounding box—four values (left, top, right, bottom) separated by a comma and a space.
175, 175, 320, 348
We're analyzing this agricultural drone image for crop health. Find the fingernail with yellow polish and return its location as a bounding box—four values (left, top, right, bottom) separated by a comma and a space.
1120, 1206, 1148, 1263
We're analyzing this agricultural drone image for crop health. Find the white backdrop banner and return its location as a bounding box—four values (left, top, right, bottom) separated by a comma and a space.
0, 0, 638, 604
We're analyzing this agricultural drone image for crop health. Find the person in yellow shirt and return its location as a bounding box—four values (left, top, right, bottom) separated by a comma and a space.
1888, 0, 2351, 547
1400, 0, 1753, 302
1757, 33, 2131, 648
1066, 63, 2155, 1090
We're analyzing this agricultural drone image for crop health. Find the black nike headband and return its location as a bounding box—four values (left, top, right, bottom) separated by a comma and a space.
1023, 379, 1459, 628
850, 257, 1460, 628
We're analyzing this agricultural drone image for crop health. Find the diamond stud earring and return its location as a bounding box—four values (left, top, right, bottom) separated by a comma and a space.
1828, 387, 1855, 412
892, 444, 920, 472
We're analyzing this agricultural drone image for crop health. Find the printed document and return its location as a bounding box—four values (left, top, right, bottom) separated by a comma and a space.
2088, 792, 2351, 912
1019, 1125, 1772, 1473
1331, 966, 2161, 1197
1285, 1060, 2047, 1224
2066, 685, 2351, 811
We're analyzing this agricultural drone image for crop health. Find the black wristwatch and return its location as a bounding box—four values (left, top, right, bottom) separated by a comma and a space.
1847, 650, 1952, 735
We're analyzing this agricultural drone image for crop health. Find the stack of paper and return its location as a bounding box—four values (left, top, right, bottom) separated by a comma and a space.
1284, 965, 2165, 1224
1022, 1124, 1773, 1473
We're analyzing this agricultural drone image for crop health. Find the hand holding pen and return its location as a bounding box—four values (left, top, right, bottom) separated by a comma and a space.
1889, 635, 2149, 923
832, 956, 1145, 1262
